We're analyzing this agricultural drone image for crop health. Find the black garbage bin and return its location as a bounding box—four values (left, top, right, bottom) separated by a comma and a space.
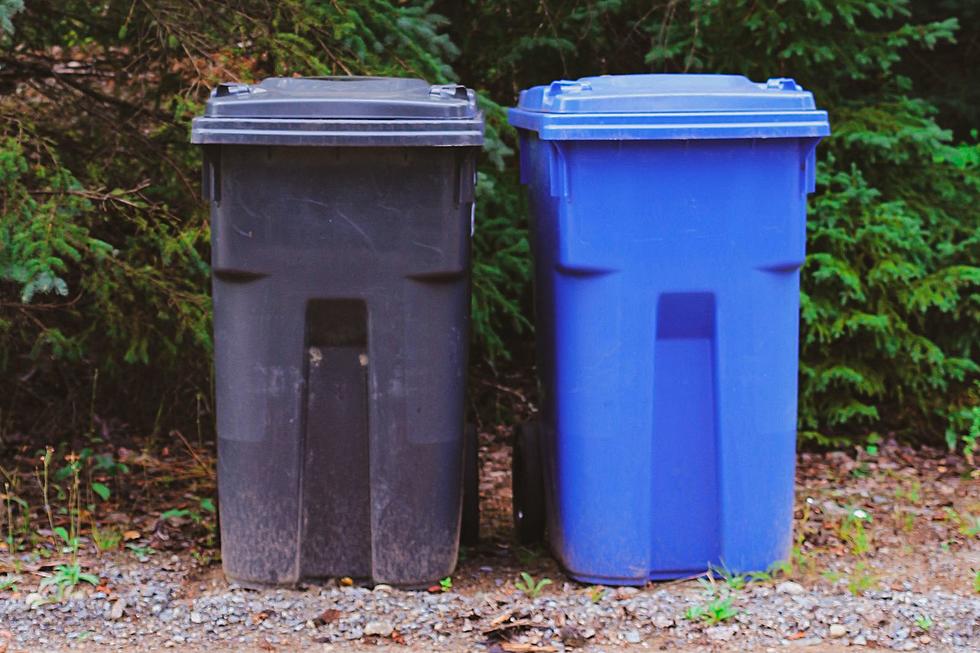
190, 77, 483, 587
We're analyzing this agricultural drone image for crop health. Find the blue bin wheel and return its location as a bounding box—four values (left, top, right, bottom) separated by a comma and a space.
460, 424, 480, 546
512, 422, 546, 544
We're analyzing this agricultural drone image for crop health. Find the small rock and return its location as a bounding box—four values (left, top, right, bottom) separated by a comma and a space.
652, 615, 674, 629
363, 621, 393, 637
560, 625, 588, 648
371, 584, 393, 593
863, 609, 887, 625
190, 612, 204, 624
789, 637, 823, 647
853, 635, 868, 646
776, 581, 805, 595
829, 624, 847, 638
110, 599, 126, 620
706, 625, 738, 641
624, 629, 641, 644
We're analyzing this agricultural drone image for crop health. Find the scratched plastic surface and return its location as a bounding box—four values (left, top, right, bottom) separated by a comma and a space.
510, 74, 830, 585
192, 77, 483, 587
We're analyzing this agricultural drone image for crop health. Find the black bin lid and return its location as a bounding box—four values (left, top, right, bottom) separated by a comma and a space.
191, 76, 484, 147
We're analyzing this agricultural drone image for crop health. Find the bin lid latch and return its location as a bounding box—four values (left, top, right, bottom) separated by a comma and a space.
765, 78, 802, 92
547, 80, 592, 95
214, 83, 253, 98
429, 84, 470, 101
542, 80, 593, 108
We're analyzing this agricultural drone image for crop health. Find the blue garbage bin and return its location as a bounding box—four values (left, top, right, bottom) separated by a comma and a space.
509, 74, 830, 585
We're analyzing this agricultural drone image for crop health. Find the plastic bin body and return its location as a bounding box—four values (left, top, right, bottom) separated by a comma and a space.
509, 75, 829, 584
191, 78, 482, 587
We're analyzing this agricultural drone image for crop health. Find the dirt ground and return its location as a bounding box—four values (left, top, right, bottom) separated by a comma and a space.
0, 429, 977, 652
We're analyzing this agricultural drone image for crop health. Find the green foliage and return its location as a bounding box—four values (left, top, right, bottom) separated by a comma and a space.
0, 0, 525, 435
0, 0, 977, 447
643, 0, 980, 446
0, 135, 107, 304
0, 0, 22, 35
446, 0, 979, 446
90, 482, 110, 501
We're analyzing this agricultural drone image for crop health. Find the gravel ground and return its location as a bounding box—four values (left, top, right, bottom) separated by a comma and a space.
0, 437, 977, 652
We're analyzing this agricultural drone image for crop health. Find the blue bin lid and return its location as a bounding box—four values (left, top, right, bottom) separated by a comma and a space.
508, 74, 830, 140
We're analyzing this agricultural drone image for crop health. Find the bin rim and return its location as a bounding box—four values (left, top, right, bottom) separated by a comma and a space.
191, 76, 485, 146
508, 73, 830, 140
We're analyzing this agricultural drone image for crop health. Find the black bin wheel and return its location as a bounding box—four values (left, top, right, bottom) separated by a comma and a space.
512, 422, 546, 544
460, 424, 480, 546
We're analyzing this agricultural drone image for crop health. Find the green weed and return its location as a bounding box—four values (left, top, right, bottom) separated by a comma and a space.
822, 569, 843, 585
914, 614, 933, 632
709, 564, 746, 591
515, 572, 551, 598
91, 524, 122, 552
839, 508, 872, 556
684, 595, 738, 625
747, 560, 791, 584
851, 463, 871, 478
846, 561, 877, 596
685, 573, 740, 625
894, 480, 922, 505
38, 454, 99, 598
126, 543, 155, 560
39, 563, 99, 597
0, 573, 20, 592
944, 508, 979, 538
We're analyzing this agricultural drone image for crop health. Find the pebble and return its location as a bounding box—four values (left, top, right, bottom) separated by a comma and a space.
652, 615, 674, 629
1, 447, 978, 653
706, 624, 737, 641
110, 599, 126, 620
789, 637, 823, 646
363, 620, 393, 637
